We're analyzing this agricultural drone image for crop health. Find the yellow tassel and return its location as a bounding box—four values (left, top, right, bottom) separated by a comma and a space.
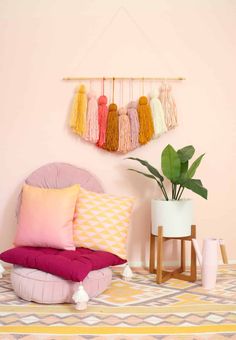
104, 103, 119, 152
70, 84, 87, 136
138, 96, 154, 144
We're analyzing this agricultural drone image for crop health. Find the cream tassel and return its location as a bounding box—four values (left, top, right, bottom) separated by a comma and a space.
122, 264, 133, 281
72, 283, 89, 311
0, 263, 5, 278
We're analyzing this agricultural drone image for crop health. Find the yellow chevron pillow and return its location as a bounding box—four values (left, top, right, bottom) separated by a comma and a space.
73, 188, 134, 260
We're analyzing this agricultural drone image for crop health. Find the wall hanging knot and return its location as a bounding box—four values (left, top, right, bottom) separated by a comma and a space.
66, 76, 185, 154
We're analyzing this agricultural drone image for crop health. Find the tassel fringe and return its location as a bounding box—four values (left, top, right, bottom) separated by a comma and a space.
122, 264, 133, 281
150, 89, 167, 138
118, 107, 131, 153
0, 263, 5, 278
97, 95, 108, 148
159, 84, 178, 130
138, 96, 154, 144
127, 101, 139, 150
71, 84, 87, 136
85, 91, 99, 143
72, 283, 89, 311
104, 103, 119, 152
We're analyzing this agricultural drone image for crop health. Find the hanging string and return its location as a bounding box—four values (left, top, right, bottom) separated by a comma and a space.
121, 79, 123, 107
129, 78, 133, 102
112, 77, 115, 103
101, 77, 105, 96
142, 77, 144, 96
127, 78, 139, 150
118, 79, 131, 153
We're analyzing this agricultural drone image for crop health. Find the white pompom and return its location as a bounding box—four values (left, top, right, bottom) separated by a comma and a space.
122, 264, 133, 281
72, 283, 89, 311
0, 263, 5, 279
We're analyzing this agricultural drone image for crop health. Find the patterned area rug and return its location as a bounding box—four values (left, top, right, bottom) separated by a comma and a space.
0, 265, 236, 339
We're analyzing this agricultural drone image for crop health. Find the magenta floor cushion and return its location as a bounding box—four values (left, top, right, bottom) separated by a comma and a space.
0, 247, 126, 282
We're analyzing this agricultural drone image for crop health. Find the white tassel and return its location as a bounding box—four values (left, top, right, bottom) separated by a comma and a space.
122, 264, 133, 281
72, 283, 89, 311
0, 263, 5, 278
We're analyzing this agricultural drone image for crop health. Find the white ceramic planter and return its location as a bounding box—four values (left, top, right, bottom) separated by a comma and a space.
151, 199, 193, 237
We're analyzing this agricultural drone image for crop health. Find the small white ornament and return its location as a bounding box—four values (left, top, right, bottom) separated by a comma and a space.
72, 283, 89, 311
122, 264, 133, 281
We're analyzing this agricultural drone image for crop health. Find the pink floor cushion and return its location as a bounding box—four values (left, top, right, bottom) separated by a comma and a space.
0, 246, 126, 282
11, 265, 112, 304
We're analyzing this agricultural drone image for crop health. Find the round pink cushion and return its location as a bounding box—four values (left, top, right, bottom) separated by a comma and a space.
11, 265, 112, 304
16, 162, 104, 218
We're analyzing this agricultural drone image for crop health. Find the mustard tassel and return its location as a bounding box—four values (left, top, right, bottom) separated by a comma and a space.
70, 84, 87, 136
104, 103, 119, 152
137, 96, 154, 144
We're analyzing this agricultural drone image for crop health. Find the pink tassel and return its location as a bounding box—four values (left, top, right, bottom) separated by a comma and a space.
159, 83, 178, 130
127, 101, 139, 150
97, 95, 108, 148
118, 107, 131, 153
85, 91, 99, 143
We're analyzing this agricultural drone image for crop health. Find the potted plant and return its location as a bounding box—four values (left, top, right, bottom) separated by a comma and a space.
127, 144, 208, 237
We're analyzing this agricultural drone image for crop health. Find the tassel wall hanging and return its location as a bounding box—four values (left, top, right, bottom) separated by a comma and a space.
150, 89, 167, 138
67, 76, 182, 154
159, 83, 178, 130
85, 91, 99, 143
70, 84, 87, 136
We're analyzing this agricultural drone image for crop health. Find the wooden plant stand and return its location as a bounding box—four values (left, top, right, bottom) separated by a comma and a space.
149, 225, 197, 284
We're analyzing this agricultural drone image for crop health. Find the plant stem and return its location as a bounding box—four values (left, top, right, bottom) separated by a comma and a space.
177, 187, 185, 200
154, 179, 169, 201
175, 185, 182, 200
172, 184, 174, 200
174, 184, 177, 199
161, 183, 169, 201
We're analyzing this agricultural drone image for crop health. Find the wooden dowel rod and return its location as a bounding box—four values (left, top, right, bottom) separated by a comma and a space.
62, 76, 185, 81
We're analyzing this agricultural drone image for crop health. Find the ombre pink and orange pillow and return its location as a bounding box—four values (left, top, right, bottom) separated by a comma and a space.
14, 184, 80, 250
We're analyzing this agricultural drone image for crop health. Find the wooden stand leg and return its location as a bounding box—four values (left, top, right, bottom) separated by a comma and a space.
190, 225, 197, 282
149, 233, 155, 273
157, 226, 163, 283
181, 239, 186, 273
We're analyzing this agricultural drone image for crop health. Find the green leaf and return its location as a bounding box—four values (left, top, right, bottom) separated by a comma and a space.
182, 178, 208, 199
161, 145, 181, 182
174, 161, 189, 184
177, 145, 195, 163
180, 161, 188, 175
187, 154, 205, 178
127, 157, 164, 182
192, 179, 203, 186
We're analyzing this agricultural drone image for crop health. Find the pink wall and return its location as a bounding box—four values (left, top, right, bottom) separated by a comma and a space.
1, 0, 236, 265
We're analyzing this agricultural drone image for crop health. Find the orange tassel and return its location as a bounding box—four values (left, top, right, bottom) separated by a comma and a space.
104, 103, 119, 152
137, 96, 154, 145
